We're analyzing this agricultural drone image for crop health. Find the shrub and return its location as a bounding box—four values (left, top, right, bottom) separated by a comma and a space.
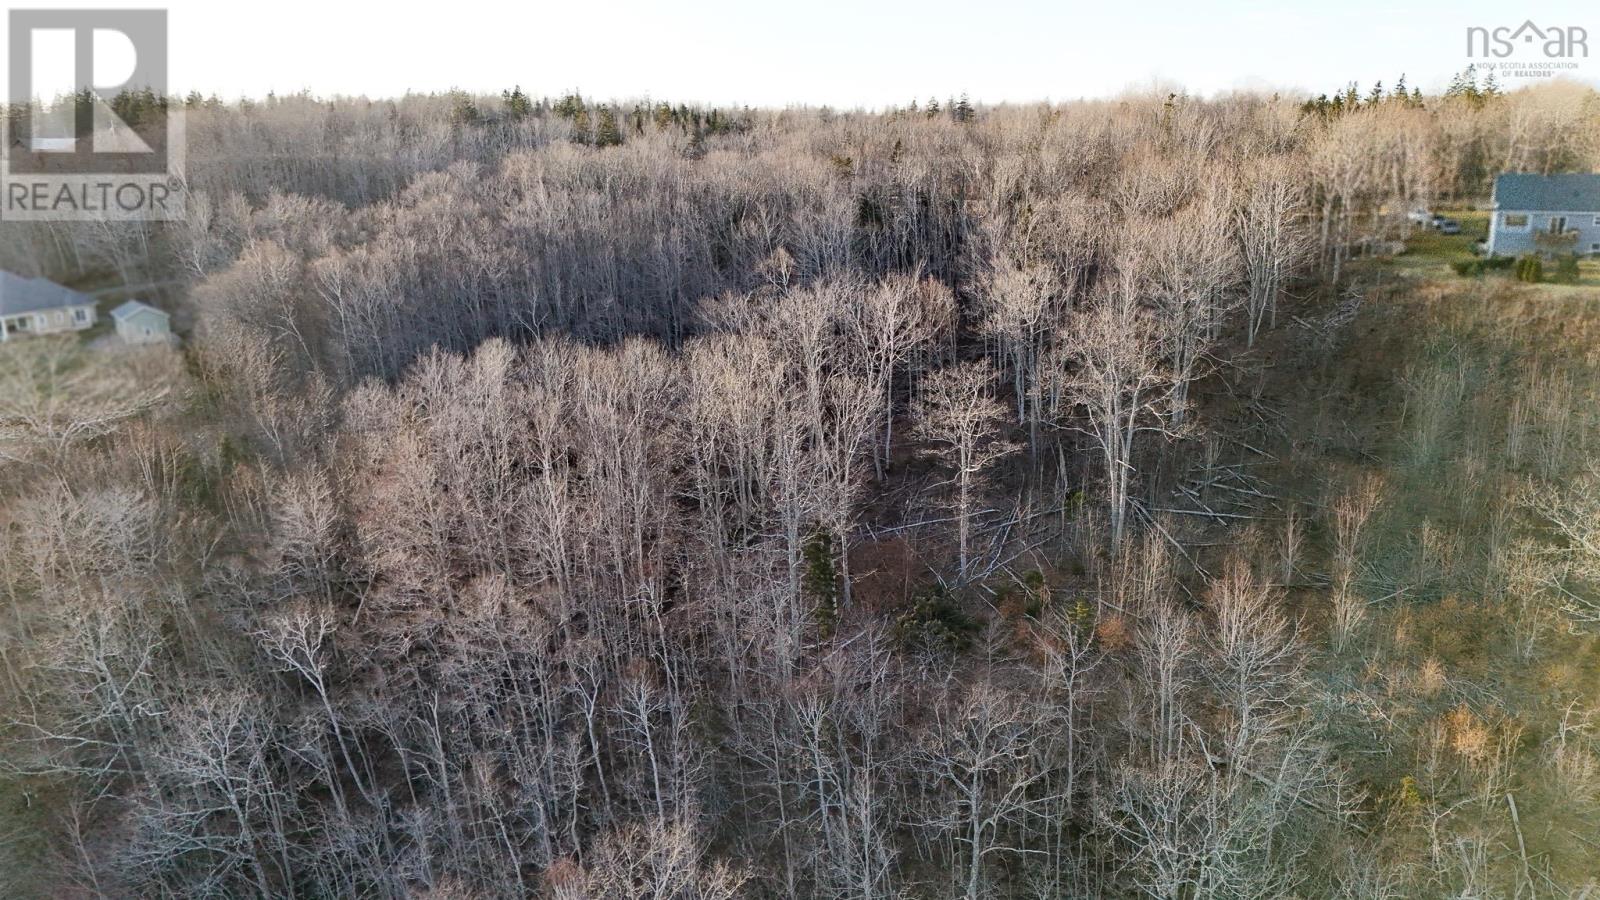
1021, 569, 1050, 618
1551, 253, 1582, 284
1515, 255, 1544, 283
1390, 775, 1424, 818
1452, 257, 1515, 278
894, 585, 981, 653
1094, 613, 1133, 651
802, 530, 839, 634
995, 570, 1051, 619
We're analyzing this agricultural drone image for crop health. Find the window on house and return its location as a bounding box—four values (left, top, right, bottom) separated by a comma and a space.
1549, 216, 1568, 234
1504, 213, 1529, 228
73, 308, 88, 323
1593, 215, 1600, 226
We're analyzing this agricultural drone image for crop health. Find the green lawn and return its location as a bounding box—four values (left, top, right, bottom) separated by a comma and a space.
1376, 207, 1600, 288
1379, 208, 1488, 278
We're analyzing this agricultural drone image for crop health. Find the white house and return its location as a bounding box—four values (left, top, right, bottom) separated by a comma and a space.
0, 271, 98, 341
1486, 173, 1600, 258
111, 300, 173, 344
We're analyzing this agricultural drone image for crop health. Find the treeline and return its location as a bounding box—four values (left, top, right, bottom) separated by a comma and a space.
0, 78, 1593, 296
4, 79, 1597, 286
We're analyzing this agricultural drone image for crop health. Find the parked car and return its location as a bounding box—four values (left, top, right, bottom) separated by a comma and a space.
1429, 214, 1447, 229
1438, 219, 1461, 235
1407, 208, 1432, 224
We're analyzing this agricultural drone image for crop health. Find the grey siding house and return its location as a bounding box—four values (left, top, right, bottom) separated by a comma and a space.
111, 300, 173, 344
0, 271, 98, 341
1486, 173, 1600, 258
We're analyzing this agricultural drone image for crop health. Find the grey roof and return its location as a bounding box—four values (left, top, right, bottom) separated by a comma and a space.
0, 271, 97, 318
111, 300, 168, 322
1494, 173, 1600, 212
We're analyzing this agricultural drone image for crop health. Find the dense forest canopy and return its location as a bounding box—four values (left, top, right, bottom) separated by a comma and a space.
2, 72, 1600, 898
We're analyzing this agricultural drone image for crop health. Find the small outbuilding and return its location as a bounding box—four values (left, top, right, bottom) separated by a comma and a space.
111, 300, 172, 345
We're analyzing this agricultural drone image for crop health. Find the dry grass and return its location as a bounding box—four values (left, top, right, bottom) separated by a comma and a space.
1264, 268, 1600, 892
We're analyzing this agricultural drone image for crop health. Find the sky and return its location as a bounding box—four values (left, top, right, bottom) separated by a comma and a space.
4, 0, 1597, 107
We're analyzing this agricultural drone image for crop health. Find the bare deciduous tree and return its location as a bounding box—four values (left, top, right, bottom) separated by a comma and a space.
914, 680, 1056, 900
914, 361, 1018, 577
1053, 293, 1173, 545
1235, 158, 1311, 345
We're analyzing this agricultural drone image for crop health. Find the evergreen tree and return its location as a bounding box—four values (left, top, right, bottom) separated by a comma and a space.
926, 96, 941, 118
1366, 81, 1384, 106
1446, 66, 1481, 105
594, 105, 623, 147
553, 92, 593, 142
448, 90, 481, 126
952, 93, 975, 123
502, 85, 533, 121
802, 530, 840, 635
553, 92, 585, 120
110, 87, 166, 129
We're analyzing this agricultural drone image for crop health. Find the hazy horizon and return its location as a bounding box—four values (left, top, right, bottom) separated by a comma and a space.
5, 0, 1596, 108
